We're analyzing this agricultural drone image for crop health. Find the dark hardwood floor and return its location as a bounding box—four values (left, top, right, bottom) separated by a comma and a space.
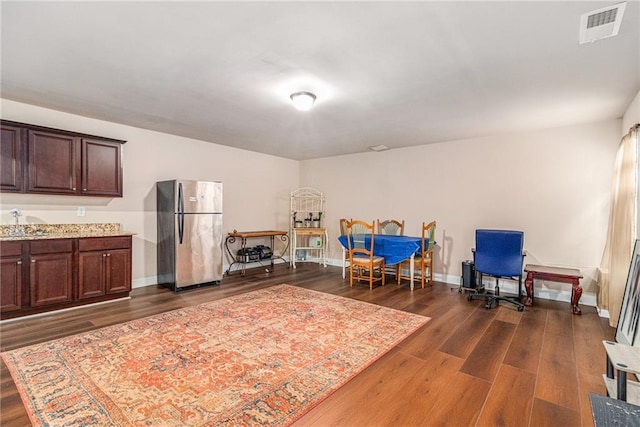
1, 263, 614, 426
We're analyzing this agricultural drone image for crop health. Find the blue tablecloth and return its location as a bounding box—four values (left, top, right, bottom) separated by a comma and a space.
338, 234, 425, 265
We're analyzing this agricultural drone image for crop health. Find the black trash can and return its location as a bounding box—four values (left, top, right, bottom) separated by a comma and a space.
461, 260, 476, 289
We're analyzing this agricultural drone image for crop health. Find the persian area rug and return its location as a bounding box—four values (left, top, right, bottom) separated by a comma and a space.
2, 284, 430, 426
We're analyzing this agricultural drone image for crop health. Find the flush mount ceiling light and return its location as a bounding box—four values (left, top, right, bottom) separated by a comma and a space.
290, 91, 316, 111
369, 144, 389, 152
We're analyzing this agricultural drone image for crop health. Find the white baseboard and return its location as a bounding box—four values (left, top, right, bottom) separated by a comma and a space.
135, 258, 291, 289
0, 296, 131, 323
139, 258, 605, 316
435, 271, 598, 308
132, 276, 159, 289
328, 258, 600, 310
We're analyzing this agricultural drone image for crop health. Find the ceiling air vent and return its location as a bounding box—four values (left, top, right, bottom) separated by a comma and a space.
579, 2, 627, 44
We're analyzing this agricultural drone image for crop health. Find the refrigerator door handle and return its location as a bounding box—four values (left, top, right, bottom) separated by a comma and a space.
178, 183, 185, 244
178, 182, 184, 215
178, 212, 185, 244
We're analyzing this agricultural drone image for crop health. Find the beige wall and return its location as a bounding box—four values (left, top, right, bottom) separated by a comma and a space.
0, 99, 299, 286
623, 90, 640, 134
300, 119, 621, 305
0, 98, 628, 307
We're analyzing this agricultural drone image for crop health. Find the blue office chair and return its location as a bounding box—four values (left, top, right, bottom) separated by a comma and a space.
467, 229, 525, 311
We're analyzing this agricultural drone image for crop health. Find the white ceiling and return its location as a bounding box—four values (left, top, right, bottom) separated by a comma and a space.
1, 1, 639, 160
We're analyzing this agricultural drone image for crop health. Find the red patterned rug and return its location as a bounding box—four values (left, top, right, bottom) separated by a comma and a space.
2, 284, 430, 426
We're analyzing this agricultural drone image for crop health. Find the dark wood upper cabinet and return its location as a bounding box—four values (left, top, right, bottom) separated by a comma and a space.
28, 129, 78, 194
0, 120, 125, 197
0, 125, 24, 192
81, 138, 123, 197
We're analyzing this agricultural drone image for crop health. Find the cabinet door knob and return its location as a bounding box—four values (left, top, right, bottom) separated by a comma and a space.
106, 253, 111, 257
16, 261, 22, 265
72, 187, 77, 191
103, 253, 107, 257
31, 259, 36, 263
83, 188, 87, 192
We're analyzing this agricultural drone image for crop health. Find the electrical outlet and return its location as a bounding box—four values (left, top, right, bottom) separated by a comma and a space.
77, 206, 86, 217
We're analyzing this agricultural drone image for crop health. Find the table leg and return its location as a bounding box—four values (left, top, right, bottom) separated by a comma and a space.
322, 229, 328, 267
606, 353, 614, 388
292, 232, 297, 269
410, 254, 415, 291
224, 235, 236, 275
268, 235, 275, 273
524, 271, 534, 307
240, 237, 247, 276
342, 248, 346, 279
618, 371, 627, 401
571, 279, 582, 315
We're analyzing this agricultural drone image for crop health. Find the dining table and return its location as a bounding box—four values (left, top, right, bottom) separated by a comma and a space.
337, 234, 428, 290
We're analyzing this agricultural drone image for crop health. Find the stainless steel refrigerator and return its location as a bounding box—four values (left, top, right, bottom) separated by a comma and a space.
157, 180, 223, 290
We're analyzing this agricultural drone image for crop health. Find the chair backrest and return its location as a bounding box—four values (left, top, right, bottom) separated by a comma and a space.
377, 219, 405, 235
346, 220, 375, 259
421, 221, 436, 255
339, 218, 349, 235
474, 229, 524, 278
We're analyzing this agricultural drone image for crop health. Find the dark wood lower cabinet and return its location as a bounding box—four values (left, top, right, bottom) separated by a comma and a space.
0, 236, 132, 319
78, 251, 106, 299
78, 238, 132, 299
0, 241, 23, 312
28, 239, 74, 307
105, 249, 132, 294
0, 257, 22, 312
29, 252, 73, 307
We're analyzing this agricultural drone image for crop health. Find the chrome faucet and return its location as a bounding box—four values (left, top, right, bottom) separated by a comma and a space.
9, 209, 22, 225
8, 209, 24, 236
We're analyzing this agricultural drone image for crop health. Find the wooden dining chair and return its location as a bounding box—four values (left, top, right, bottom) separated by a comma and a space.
397, 221, 436, 288
346, 220, 385, 289
339, 218, 350, 279
377, 219, 405, 235
377, 219, 404, 276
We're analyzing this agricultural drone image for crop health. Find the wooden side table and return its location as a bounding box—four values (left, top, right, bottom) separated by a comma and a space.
524, 264, 583, 315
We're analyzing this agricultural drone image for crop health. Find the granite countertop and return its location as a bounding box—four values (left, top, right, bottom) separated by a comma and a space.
0, 223, 135, 241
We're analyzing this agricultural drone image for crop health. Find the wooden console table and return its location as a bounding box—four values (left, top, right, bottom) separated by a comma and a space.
224, 230, 289, 276
524, 264, 583, 315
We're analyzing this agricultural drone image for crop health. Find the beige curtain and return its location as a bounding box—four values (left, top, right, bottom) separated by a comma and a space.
598, 125, 638, 327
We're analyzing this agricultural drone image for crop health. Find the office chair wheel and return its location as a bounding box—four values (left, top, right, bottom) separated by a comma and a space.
517, 305, 524, 312
467, 294, 473, 301
484, 302, 492, 309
